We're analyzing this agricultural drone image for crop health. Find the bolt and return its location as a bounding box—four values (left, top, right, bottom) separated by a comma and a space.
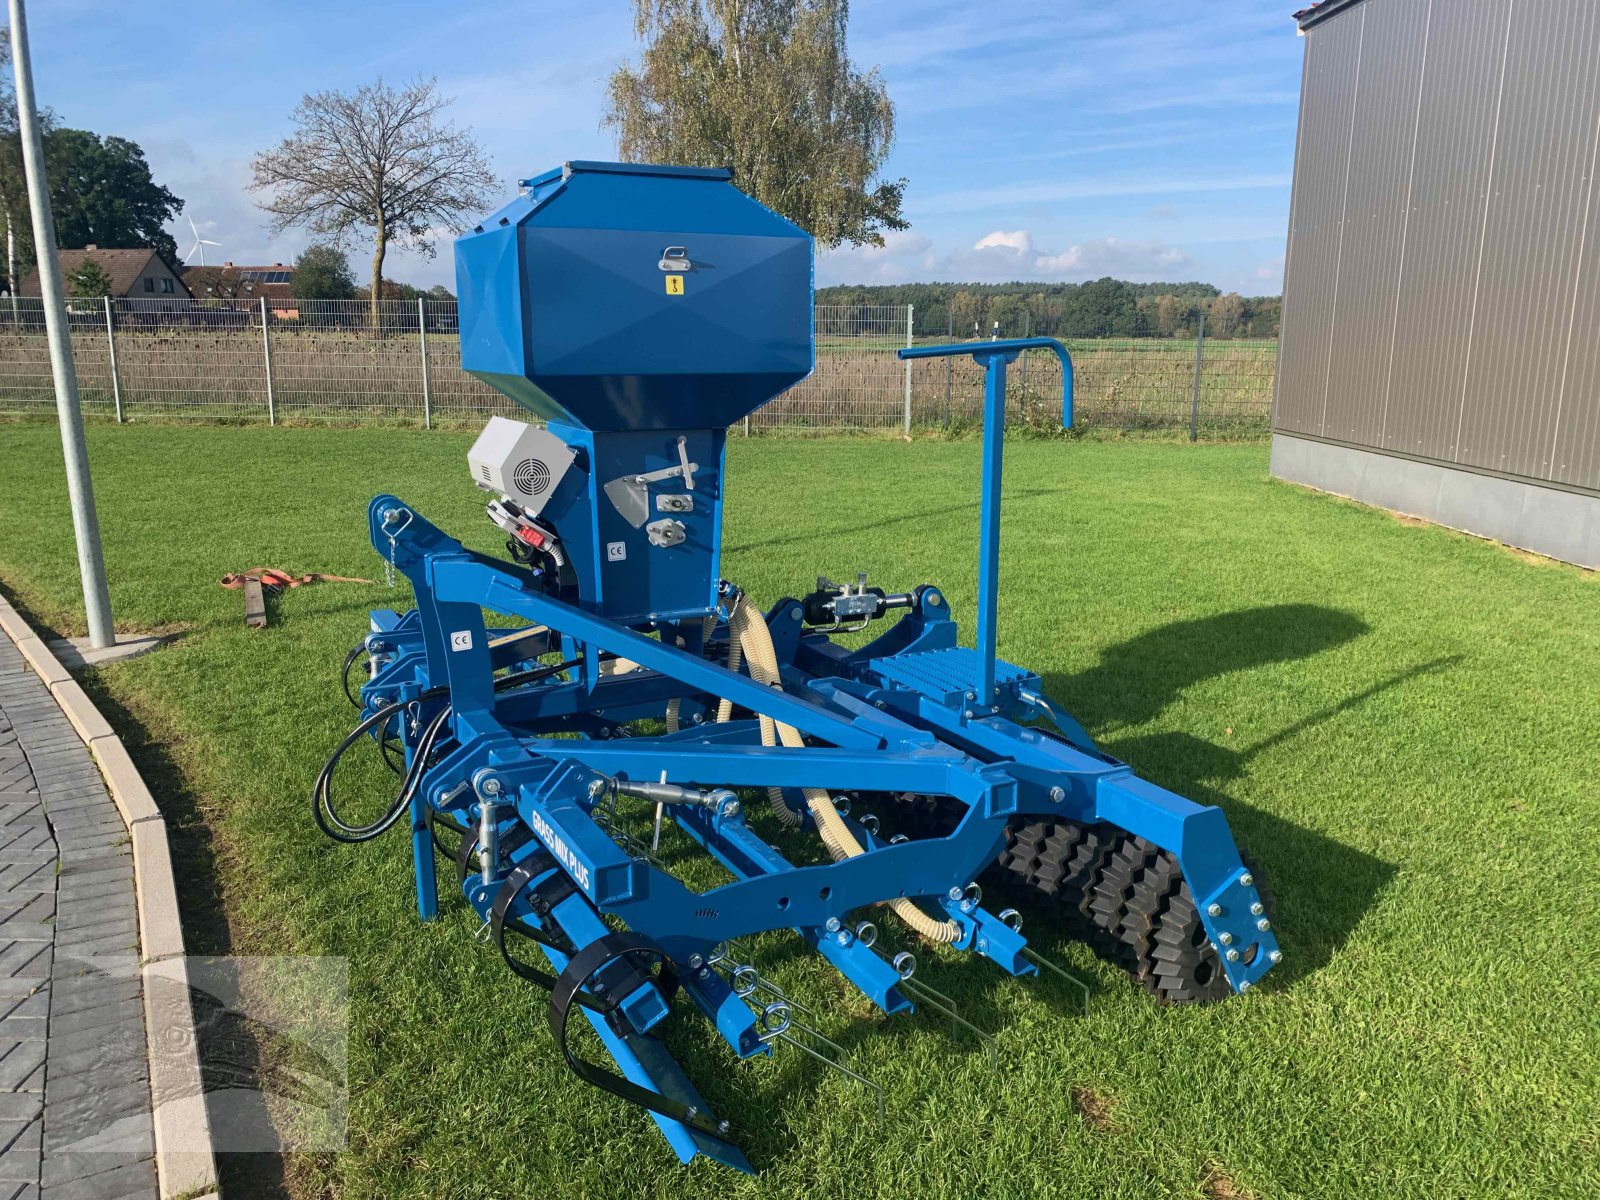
685, 1105, 698, 1119
692, 712, 705, 724
718, 1119, 732, 1135
1239, 981, 1251, 992
481, 778, 501, 796
1219, 932, 1233, 945
790, 608, 802, 621
1207, 902, 1223, 917
592, 982, 606, 995
687, 953, 704, 969
1250, 902, 1264, 916
718, 797, 741, 819
835, 930, 852, 947
1225, 948, 1240, 962
1240, 873, 1254, 887
929, 594, 942, 606
1257, 918, 1271, 932
697, 967, 710, 979
947, 886, 963, 902
1049, 786, 1066, 803
965, 691, 976, 701
587, 779, 606, 799
976, 937, 988, 953
963, 710, 973, 719
825, 917, 842, 933
1269, 950, 1283, 964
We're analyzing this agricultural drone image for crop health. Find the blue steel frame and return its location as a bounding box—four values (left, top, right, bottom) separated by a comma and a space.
352, 339, 1277, 1171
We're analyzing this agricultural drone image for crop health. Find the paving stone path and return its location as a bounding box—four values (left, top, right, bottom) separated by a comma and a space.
0, 638, 157, 1200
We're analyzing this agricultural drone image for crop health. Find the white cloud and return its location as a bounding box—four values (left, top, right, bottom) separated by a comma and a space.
1254, 255, 1286, 286
972, 230, 1032, 253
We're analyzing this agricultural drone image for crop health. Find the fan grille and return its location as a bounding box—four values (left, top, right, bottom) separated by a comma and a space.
513, 457, 551, 496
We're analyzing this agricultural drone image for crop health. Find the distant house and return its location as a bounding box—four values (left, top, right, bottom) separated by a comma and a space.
180, 262, 298, 318
19, 246, 192, 309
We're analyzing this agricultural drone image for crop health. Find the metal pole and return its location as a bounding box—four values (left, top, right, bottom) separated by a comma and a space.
975, 356, 1008, 709
902, 304, 914, 435
944, 310, 953, 426
260, 296, 275, 426
8, 0, 113, 648
103, 296, 123, 424
417, 296, 432, 429
1189, 311, 1204, 443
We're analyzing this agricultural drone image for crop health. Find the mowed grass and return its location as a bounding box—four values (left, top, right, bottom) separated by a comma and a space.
0, 422, 1596, 1200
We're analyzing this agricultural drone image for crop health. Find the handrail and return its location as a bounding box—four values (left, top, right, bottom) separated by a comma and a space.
894, 337, 1076, 707
897, 337, 1074, 428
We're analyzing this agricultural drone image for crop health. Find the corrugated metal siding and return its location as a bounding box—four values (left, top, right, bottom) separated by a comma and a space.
1275, 0, 1600, 496
1323, 0, 1431, 447
1274, 7, 1365, 436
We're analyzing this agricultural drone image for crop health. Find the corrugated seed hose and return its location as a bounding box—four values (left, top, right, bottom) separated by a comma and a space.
729, 600, 959, 944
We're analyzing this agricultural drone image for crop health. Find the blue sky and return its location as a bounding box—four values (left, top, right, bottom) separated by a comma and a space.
21, 0, 1306, 294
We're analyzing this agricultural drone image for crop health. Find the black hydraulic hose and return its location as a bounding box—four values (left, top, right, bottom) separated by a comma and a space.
312, 658, 584, 846
341, 643, 366, 708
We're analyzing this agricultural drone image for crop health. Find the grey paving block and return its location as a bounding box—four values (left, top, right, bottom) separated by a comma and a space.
0, 946, 51, 980
0, 1019, 45, 1043
0, 1043, 46, 1091
51, 918, 135, 952
43, 981, 138, 1019
0, 994, 46, 1023
39, 1157, 154, 1200
45, 999, 143, 1041
0, 1097, 40, 1123
47, 909, 132, 939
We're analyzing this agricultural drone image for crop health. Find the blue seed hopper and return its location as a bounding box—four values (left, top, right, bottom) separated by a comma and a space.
316, 160, 1279, 1172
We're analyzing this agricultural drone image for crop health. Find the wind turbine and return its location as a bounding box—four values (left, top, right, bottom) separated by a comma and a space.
184, 215, 220, 266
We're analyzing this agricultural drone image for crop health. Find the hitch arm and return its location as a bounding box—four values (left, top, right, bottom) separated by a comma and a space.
896, 338, 1075, 707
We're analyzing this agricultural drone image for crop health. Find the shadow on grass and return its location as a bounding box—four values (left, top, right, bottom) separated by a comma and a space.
70, 671, 295, 1200
722, 487, 1059, 556
1036, 605, 1455, 990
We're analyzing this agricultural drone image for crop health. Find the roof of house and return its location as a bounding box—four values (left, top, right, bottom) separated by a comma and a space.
179, 263, 294, 300
1293, 0, 1370, 30
17, 247, 190, 298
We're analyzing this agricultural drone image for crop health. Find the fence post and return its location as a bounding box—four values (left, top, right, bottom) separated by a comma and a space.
903, 304, 914, 435
260, 296, 276, 426
944, 310, 953, 426
1189, 311, 1204, 443
417, 296, 432, 429
1020, 309, 1032, 423
102, 296, 123, 424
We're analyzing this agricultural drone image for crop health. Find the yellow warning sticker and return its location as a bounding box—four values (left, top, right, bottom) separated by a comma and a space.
665, 274, 684, 296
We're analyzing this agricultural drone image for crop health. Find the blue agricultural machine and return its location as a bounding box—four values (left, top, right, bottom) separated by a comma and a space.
315, 161, 1279, 1171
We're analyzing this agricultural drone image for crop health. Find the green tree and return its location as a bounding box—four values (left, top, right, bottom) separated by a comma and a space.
66, 256, 112, 297
251, 78, 495, 330
44, 130, 182, 263
606, 0, 907, 248
1209, 292, 1244, 338
291, 244, 356, 300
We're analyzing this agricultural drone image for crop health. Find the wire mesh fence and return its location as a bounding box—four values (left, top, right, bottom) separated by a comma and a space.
0, 297, 1275, 437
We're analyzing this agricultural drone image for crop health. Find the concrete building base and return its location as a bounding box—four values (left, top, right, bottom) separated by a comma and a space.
1270, 434, 1599, 569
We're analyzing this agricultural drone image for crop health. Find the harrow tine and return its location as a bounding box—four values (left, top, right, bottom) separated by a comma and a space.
774, 1032, 885, 1121
898, 976, 996, 1062
757, 1002, 884, 1122
1021, 947, 1091, 1016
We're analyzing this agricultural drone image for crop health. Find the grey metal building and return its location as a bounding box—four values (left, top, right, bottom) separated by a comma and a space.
1273, 0, 1600, 568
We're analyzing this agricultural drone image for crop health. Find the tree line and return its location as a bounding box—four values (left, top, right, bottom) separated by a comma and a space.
816, 279, 1281, 340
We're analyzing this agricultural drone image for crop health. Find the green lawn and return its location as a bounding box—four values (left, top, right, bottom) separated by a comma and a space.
0, 423, 1595, 1200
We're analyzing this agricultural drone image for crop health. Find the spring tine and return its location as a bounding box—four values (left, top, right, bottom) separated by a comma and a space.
1021, 947, 1091, 1017
755, 977, 815, 1015
899, 977, 996, 1061
651, 799, 664, 853
775, 1032, 885, 1122
785, 1016, 848, 1059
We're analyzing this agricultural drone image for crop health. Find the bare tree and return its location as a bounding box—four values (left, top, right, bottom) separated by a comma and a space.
250, 78, 494, 328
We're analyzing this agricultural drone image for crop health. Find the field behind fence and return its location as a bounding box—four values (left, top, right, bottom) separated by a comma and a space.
0, 298, 1277, 436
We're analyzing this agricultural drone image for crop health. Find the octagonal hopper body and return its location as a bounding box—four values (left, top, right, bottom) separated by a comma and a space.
455, 161, 814, 432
